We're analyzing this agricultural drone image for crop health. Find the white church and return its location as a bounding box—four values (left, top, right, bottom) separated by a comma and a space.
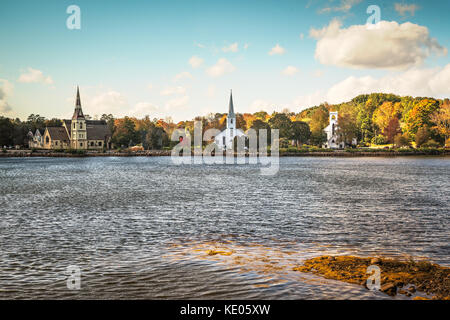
323, 111, 357, 149
214, 91, 246, 150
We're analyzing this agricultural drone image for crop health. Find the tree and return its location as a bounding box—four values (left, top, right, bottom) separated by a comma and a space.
383, 117, 401, 144
430, 100, 450, 145
404, 98, 439, 137
144, 125, 169, 150
336, 112, 358, 146
415, 125, 431, 148
0, 117, 14, 147
290, 121, 310, 147
112, 117, 140, 147
250, 119, 271, 146
309, 107, 329, 146
394, 133, 410, 148
268, 113, 292, 139
45, 118, 62, 127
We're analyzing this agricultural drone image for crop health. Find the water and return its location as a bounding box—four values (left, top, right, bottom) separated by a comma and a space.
0, 156, 448, 299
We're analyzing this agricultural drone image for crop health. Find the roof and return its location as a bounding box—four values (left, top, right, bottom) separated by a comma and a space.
72, 86, 85, 120
86, 122, 111, 140
228, 90, 235, 116
46, 127, 70, 141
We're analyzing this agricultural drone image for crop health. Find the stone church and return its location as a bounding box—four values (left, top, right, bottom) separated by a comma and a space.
41, 87, 111, 150
214, 91, 246, 150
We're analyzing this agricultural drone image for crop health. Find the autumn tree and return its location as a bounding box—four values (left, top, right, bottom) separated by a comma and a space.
268, 112, 292, 139
415, 125, 431, 148
430, 99, 450, 145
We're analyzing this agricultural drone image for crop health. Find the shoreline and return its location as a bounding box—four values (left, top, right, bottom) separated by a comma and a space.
1, 149, 449, 158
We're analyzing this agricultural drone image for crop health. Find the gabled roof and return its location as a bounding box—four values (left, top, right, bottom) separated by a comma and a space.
46, 127, 70, 141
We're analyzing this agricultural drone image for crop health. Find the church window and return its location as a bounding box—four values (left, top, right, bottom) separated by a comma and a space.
80, 123, 83, 129
46, 137, 49, 143
55, 141, 58, 146
90, 142, 94, 147
73, 123, 75, 129
80, 142, 83, 147
231, 119, 233, 124
223, 137, 225, 145
98, 142, 102, 146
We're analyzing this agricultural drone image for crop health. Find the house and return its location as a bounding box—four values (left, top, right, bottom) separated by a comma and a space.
28, 129, 44, 148
214, 91, 246, 150
323, 111, 357, 149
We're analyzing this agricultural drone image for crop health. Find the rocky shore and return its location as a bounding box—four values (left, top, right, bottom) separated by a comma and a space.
293, 255, 450, 300
1, 149, 449, 158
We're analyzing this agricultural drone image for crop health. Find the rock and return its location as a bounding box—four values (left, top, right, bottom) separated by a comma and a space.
328, 256, 336, 261
381, 282, 397, 296
408, 286, 416, 293
370, 258, 381, 265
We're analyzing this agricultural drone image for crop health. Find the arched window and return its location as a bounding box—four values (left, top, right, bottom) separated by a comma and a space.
80, 123, 83, 129
46, 136, 49, 143
98, 141, 102, 146
90, 142, 94, 146
73, 123, 75, 129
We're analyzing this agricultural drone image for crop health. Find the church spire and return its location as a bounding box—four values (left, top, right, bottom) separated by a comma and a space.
228, 90, 235, 116
76, 86, 81, 107
72, 86, 85, 120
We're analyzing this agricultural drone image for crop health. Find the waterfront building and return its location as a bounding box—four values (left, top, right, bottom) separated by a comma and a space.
214, 91, 246, 150
42, 87, 111, 150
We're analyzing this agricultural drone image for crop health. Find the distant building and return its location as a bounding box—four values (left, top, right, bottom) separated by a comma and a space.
323, 111, 357, 149
28, 129, 44, 148
42, 87, 112, 150
214, 91, 246, 150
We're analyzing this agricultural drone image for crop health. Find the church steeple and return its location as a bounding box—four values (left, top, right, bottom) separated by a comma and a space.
228, 90, 235, 116
72, 86, 85, 119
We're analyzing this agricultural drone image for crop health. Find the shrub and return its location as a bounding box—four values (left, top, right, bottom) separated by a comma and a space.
421, 139, 441, 148
371, 134, 386, 145
394, 133, 411, 148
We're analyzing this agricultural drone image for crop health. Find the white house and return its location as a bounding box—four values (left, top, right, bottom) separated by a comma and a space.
214, 91, 246, 150
323, 111, 357, 149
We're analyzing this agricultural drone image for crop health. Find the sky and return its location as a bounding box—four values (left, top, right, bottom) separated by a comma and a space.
0, 0, 449, 122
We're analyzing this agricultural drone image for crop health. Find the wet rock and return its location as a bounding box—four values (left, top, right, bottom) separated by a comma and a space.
381, 282, 397, 296
370, 258, 381, 265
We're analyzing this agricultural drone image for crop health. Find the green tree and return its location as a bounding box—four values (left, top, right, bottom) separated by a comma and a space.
0, 117, 14, 147
112, 117, 139, 147
268, 113, 292, 139
290, 121, 310, 147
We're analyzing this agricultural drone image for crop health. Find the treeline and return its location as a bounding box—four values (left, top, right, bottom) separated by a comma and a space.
1, 93, 448, 149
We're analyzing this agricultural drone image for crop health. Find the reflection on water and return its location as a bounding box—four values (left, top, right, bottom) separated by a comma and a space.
0, 156, 448, 299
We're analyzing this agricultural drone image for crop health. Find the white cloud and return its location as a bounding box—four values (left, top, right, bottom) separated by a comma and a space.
248, 99, 278, 114
174, 71, 193, 82
244, 43, 249, 50
18, 67, 53, 84
292, 64, 450, 110
129, 102, 159, 118
87, 91, 127, 116
319, 0, 362, 14
195, 42, 206, 48
222, 42, 238, 53
160, 86, 187, 96
268, 44, 286, 56
395, 3, 419, 16
310, 19, 447, 70
313, 69, 324, 77
165, 95, 190, 110
282, 66, 299, 76
206, 58, 236, 77
189, 56, 204, 68
207, 84, 216, 97
0, 79, 13, 113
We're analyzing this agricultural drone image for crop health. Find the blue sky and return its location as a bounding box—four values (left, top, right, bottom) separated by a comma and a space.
0, 0, 449, 121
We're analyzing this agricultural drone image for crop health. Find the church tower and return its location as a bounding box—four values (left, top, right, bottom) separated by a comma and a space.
71, 86, 87, 149
226, 90, 236, 138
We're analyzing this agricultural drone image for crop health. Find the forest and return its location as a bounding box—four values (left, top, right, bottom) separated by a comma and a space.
0, 93, 449, 150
